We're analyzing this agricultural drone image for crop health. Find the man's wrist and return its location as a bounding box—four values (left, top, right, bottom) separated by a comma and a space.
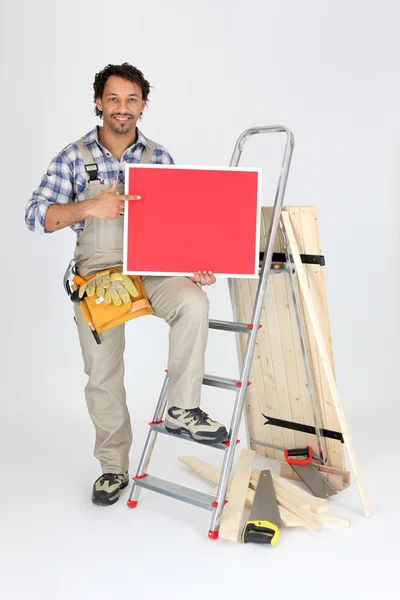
82, 198, 95, 219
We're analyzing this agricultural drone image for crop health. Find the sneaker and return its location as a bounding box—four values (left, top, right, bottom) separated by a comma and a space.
164, 407, 228, 445
92, 472, 129, 506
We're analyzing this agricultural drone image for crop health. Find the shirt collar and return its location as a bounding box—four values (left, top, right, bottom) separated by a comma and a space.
81, 125, 150, 152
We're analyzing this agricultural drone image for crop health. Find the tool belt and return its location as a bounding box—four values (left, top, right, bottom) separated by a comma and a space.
65, 264, 153, 340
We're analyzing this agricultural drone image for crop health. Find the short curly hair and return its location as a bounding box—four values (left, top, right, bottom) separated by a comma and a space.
93, 63, 151, 118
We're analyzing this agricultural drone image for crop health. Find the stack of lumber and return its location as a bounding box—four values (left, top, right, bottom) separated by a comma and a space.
178, 453, 351, 541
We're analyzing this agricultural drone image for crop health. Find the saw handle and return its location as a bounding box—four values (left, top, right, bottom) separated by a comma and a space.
242, 521, 279, 546
284, 446, 312, 466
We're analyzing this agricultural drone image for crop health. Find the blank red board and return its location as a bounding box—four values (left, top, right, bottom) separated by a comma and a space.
123, 165, 261, 277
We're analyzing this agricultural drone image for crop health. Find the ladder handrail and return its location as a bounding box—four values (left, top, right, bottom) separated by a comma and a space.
229, 124, 294, 166
211, 125, 295, 534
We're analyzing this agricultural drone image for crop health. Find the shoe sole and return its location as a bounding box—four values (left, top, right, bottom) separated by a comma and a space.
164, 424, 228, 445
92, 478, 129, 506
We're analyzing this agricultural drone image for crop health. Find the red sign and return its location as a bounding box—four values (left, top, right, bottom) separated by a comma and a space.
123, 165, 261, 277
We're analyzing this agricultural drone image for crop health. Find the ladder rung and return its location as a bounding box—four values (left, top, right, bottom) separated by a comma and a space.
133, 475, 216, 511
203, 373, 244, 391
150, 422, 229, 450
208, 319, 253, 333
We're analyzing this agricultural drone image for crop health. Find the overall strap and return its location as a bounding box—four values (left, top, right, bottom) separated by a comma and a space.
75, 139, 100, 182
75, 136, 157, 181
140, 139, 156, 164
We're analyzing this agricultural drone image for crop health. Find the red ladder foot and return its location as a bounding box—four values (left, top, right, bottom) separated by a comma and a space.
127, 500, 138, 508
208, 530, 219, 540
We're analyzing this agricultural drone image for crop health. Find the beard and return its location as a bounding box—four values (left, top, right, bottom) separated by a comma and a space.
107, 114, 135, 135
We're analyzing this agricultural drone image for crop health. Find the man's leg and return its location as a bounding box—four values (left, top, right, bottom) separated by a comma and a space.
142, 276, 228, 444
74, 305, 131, 505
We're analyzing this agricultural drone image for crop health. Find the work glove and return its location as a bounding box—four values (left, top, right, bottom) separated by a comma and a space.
103, 273, 139, 306
78, 270, 111, 299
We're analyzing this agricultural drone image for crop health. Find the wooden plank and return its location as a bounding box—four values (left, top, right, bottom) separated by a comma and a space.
278, 507, 306, 527
243, 277, 283, 459
219, 449, 255, 542
178, 456, 256, 507
280, 207, 317, 454
313, 512, 351, 528
260, 208, 309, 453
272, 484, 311, 511
256, 275, 297, 454
274, 493, 323, 532
297, 207, 344, 469
259, 209, 298, 454
281, 211, 371, 518
177, 456, 220, 483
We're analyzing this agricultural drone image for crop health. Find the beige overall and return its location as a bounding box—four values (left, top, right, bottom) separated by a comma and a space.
73, 137, 209, 474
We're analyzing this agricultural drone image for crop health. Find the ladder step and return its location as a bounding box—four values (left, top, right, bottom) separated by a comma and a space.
133, 475, 216, 511
150, 422, 229, 450
209, 319, 253, 333
203, 373, 246, 391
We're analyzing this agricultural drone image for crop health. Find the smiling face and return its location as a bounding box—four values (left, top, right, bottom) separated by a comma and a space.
95, 75, 146, 136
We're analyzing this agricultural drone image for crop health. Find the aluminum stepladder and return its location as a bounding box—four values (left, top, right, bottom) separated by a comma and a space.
127, 125, 295, 539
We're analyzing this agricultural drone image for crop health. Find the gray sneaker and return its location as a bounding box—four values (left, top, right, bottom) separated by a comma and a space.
92, 472, 129, 506
164, 407, 228, 444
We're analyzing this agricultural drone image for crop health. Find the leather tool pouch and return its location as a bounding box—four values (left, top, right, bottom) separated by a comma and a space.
76, 268, 153, 334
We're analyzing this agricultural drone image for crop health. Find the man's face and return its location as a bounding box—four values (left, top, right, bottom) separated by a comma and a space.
96, 76, 146, 136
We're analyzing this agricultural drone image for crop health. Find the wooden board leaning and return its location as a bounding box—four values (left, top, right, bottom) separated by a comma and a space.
229, 206, 345, 471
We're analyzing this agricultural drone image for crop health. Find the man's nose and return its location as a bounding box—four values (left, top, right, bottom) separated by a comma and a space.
118, 100, 130, 112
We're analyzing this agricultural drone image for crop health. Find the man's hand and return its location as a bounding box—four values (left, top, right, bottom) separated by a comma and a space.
87, 180, 141, 220
189, 271, 216, 286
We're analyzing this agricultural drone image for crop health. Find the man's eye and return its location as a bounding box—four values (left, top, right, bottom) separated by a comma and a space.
128, 98, 137, 103
109, 98, 117, 102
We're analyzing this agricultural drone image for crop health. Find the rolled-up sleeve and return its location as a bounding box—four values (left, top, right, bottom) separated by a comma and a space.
25, 152, 74, 234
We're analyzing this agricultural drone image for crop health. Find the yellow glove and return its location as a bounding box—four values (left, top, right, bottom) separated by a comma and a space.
78, 270, 111, 299
103, 273, 139, 306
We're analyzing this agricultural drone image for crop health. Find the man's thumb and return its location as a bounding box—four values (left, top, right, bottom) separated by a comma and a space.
108, 180, 117, 192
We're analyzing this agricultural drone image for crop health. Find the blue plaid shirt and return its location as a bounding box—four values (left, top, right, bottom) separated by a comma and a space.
25, 126, 174, 236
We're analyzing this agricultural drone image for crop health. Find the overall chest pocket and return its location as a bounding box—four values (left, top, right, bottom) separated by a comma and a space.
93, 216, 124, 254
87, 181, 125, 254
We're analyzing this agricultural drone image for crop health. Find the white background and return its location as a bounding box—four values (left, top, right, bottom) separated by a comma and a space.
0, 1, 398, 599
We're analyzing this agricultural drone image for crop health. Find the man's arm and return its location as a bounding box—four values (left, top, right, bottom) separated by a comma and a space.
44, 201, 91, 232
26, 152, 140, 233
25, 150, 77, 234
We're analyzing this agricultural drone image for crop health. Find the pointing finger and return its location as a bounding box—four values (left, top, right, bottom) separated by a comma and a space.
122, 195, 142, 201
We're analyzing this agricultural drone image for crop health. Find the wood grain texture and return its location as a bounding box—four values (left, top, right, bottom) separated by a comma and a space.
281, 211, 371, 518
230, 206, 345, 470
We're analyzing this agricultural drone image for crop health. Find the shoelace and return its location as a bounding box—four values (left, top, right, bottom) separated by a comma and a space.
99, 473, 124, 486
185, 407, 211, 426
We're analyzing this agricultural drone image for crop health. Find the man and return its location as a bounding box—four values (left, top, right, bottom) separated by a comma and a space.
25, 62, 228, 507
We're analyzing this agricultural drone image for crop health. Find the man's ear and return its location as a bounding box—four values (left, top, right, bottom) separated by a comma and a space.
95, 97, 102, 113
